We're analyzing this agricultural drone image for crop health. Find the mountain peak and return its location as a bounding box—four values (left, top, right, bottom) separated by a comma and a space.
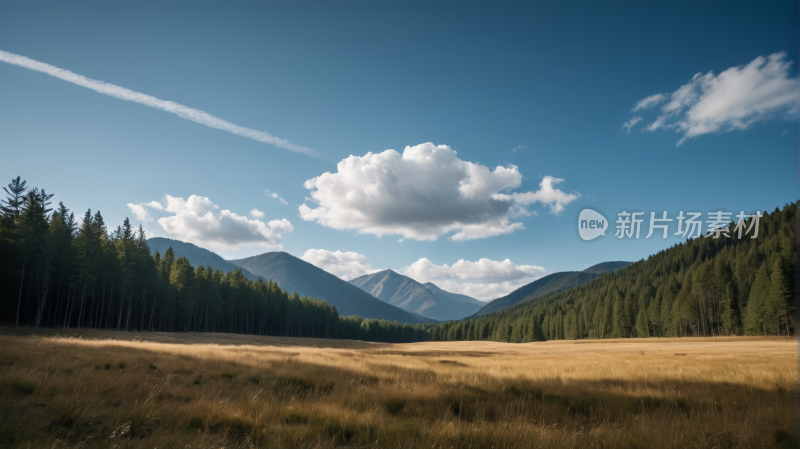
229, 251, 430, 324
350, 270, 481, 321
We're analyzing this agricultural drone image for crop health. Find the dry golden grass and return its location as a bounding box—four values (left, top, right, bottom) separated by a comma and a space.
0, 326, 795, 448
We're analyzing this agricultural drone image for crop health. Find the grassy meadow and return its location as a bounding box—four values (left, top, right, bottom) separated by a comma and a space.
0, 327, 795, 448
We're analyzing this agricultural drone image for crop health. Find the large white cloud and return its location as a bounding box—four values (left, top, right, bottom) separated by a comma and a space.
398, 257, 548, 300
299, 143, 578, 241
129, 194, 293, 251
300, 249, 380, 280
625, 52, 800, 144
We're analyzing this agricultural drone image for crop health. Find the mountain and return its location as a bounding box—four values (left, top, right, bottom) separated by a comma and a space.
230, 252, 431, 324
473, 261, 631, 316
349, 270, 482, 321
146, 237, 262, 281
423, 282, 486, 306
581, 261, 632, 274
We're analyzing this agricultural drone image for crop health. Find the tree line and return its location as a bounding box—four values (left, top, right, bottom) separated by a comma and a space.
0, 177, 429, 343
429, 202, 796, 342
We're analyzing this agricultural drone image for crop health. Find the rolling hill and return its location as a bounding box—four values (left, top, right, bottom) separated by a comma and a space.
349, 270, 482, 321
146, 237, 262, 281
474, 261, 631, 316
230, 253, 432, 324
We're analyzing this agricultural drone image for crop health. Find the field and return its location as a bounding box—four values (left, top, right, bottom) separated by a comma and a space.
0, 327, 795, 449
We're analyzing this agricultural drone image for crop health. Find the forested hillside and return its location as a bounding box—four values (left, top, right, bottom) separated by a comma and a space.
430, 203, 796, 342
0, 177, 429, 343
146, 237, 262, 282
473, 261, 630, 317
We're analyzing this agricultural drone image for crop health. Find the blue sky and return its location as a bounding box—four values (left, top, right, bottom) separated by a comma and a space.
1, 1, 797, 299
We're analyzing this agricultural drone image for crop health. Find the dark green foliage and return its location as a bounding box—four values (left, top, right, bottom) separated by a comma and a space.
475, 270, 616, 317
430, 203, 796, 342
1, 176, 792, 345
0, 177, 430, 344
147, 237, 261, 281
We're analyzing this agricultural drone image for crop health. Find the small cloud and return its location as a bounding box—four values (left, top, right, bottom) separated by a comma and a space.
782, 130, 789, 136
250, 208, 266, 219
398, 257, 548, 300
300, 249, 380, 280
632, 93, 665, 112
625, 53, 800, 145
621, 117, 643, 134
127, 203, 153, 222
263, 189, 288, 205
512, 145, 528, 152
145, 201, 164, 211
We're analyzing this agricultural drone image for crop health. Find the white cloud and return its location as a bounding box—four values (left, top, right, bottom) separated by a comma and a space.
631, 93, 665, 112
0, 49, 327, 160
133, 194, 293, 251
299, 143, 578, 241
621, 116, 642, 134
145, 201, 164, 211
495, 176, 579, 216
627, 53, 800, 145
512, 145, 528, 152
300, 249, 380, 280
250, 208, 266, 219
263, 189, 288, 205
127, 203, 153, 222
398, 257, 548, 300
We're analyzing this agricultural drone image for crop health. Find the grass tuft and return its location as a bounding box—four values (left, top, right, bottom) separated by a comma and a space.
12, 381, 34, 396
187, 416, 203, 429
384, 398, 406, 415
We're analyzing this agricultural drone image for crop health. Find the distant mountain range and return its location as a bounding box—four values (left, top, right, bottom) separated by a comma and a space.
146, 238, 431, 325
228, 252, 433, 324
349, 270, 483, 321
473, 261, 631, 316
146, 237, 629, 325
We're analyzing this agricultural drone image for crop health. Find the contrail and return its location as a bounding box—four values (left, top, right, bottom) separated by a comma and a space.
0, 49, 328, 160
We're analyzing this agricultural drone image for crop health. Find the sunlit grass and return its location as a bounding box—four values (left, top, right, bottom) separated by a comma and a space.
0, 327, 794, 448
